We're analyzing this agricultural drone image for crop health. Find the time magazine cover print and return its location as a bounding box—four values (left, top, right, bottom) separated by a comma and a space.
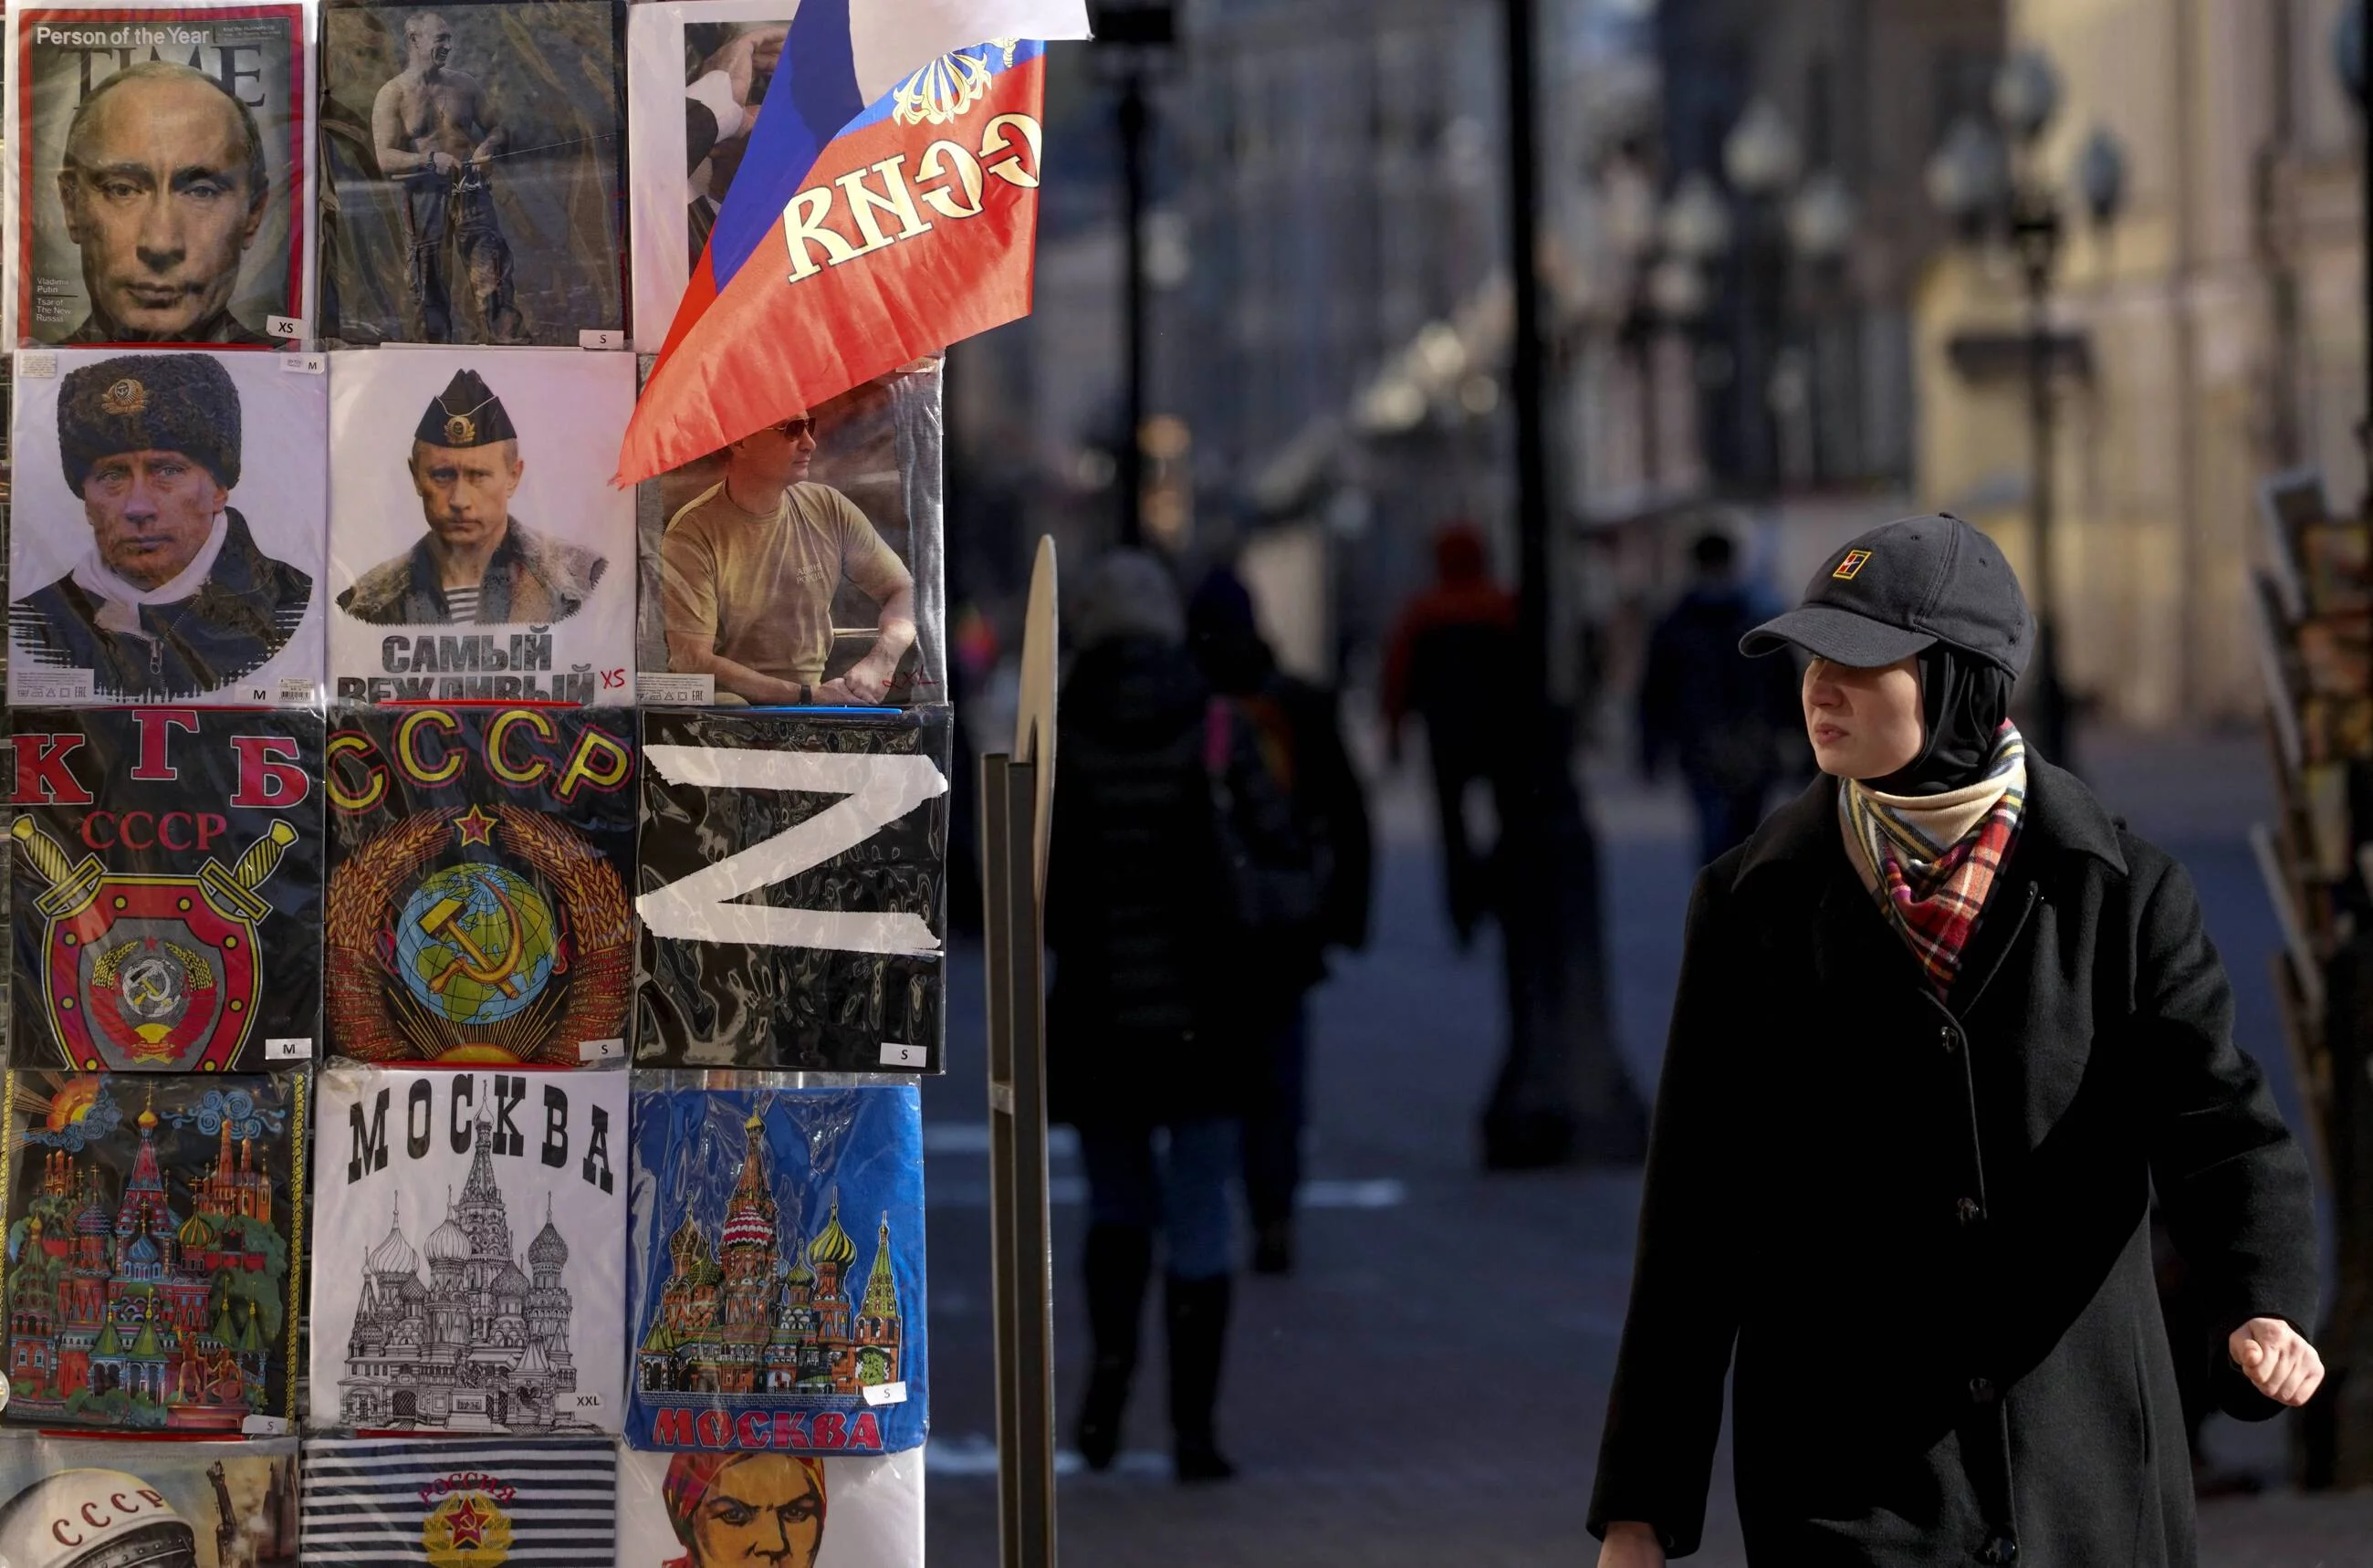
8, 349, 327, 706
299, 1434, 615, 1566
616, 1446, 923, 1568
0, 1070, 306, 1433
634, 706, 948, 1073
627, 1082, 927, 1456
318, 0, 624, 346
4, 0, 314, 350
328, 347, 634, 706
0, 1432, 299, 1568
8, 707, 323, 1074
633, 362, 947, 709
323, 706, 636, 1067
309, 1064, 627, 1434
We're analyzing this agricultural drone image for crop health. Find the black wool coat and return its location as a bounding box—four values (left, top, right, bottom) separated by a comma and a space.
1588, 759, 2319, 1566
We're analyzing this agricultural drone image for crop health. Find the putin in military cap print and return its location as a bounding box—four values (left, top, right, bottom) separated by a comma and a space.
337, 368, 608, 625
7, 352, 313, 701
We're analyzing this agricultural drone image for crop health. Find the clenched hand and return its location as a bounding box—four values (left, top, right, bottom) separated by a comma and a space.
2229, 1318, 2323, 1406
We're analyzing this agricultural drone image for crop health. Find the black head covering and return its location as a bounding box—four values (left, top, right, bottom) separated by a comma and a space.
58, 352, 241, 493
1862, 643, 2015, 796
415, 369, 517, 448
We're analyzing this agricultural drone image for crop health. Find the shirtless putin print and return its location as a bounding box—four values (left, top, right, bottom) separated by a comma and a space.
371, 11, 526, 342
320, 0, 624, 346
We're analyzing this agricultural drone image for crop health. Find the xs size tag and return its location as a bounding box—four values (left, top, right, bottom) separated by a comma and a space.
267, 314, 304, 340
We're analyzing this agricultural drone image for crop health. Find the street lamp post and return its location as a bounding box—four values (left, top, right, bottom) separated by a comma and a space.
1926, 52, 2124, 772
1090, 2, 1177, 549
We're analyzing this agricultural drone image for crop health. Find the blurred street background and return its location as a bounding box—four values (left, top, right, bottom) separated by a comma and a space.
931, 0, 2373, 1560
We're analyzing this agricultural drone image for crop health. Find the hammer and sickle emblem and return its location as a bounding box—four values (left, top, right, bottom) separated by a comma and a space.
100, 378, 148, 417
444, 413, 477, 446
416, 872, 528, 998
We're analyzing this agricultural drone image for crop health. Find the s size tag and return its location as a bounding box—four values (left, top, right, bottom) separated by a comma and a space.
280, 352, 325, 374
580, 1037, 626, 1063
580, 329, 623, 350
267, 314, 303, 340
880, 1041, 926, 1069
862, 1381, 909, 1406
242, 1415, 291, 1436
265, 1038, 312, 1063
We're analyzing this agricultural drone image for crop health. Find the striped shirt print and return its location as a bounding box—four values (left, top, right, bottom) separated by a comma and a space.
299, 1436, 616, 1567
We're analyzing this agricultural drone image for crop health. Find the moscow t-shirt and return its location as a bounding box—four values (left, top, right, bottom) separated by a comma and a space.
659, 480, 910, 686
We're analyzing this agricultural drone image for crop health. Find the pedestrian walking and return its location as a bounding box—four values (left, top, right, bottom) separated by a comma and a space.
1382, 521, 1521, 947
1186, 566, 1373, 1276
1637, 529, 1806, 865
1046, 550, 1248, 1483
1591, 514, 2322, 1566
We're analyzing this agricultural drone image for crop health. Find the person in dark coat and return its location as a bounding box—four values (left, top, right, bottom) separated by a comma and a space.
1591, 514, 2322, 1567
1383, 523, 1521, 947
1046, 550, 1246, 1484
1638, 529, 1807, 865
1186, 566, 1373, 1276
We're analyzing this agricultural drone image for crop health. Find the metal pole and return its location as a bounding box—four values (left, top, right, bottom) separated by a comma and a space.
1503, 0, 1550, 686
2022, 224, 2069, 769
1118, 73, 1151, 549
985, 753, 1056, 1568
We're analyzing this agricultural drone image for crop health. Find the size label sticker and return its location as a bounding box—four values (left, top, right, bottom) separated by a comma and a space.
862, 1381, 909, 1406
16, 351, 56, 379
265, 1038, 312, 1063
13, 670, 93, 704
280, 352, 326, 375
267, 314, 303, 340
580, 329, 623, 350
880, 1041, 926, 1069
242, 1415, 291, 1437
580, 1037, 626, 1063
636, 672, 715, 706
278, 677, 318, 704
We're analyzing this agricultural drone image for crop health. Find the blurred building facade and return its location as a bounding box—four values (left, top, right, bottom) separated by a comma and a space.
1914, 0, 2368, 728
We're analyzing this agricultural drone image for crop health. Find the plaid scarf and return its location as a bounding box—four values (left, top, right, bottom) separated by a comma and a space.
1838, 723, 2028, 996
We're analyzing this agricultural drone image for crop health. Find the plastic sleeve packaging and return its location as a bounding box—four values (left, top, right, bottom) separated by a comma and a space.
308, 1062, 628, 1433
321, 705, 637, 1067
5, 0, 319, 350
616, 1439, 925, 1568
9, 706, 325, 1074
0, 1431, 301, 1563
634, 360, 946, 709
8, 349, 329, 706
318, 0, 624, 346
633, 706, 950, 1072
625, 1073, 927, 1456
300, 1432, 617, 1564
0, 1067, 309, 1433
326, 348, 636, 704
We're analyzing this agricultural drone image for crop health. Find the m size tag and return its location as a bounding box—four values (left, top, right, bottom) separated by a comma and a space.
265, 1038, 313, 1062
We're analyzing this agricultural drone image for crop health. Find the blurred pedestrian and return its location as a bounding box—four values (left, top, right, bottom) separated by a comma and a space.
1591, 514, 2321, 1566
1382, 522, 1521, 947
1187, 565, 1373, 1277
1046, 550, 1245, 1483
1636, 529, 1804, 865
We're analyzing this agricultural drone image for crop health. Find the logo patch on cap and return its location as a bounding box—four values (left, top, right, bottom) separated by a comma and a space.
443, 413, 477, 446
1833, 549, 1872, 580
99, 378, 147, 417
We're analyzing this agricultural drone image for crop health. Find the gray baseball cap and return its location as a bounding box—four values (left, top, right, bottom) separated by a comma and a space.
1740, 513, 2034, 675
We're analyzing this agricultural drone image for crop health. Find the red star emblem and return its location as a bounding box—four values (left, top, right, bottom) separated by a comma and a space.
444, 1494, 490, 1548
450, 807, 499, 847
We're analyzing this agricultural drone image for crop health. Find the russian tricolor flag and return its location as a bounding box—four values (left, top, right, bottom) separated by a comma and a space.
616, 0, 1092, 484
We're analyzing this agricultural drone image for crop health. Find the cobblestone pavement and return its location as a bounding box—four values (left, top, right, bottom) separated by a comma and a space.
918, 727, 2373, 1565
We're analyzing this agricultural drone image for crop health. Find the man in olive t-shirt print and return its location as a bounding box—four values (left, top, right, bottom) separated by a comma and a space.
659, 411, 917, 705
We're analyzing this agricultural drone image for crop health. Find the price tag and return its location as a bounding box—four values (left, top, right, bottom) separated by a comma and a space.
265, 1038, 312, 1063
278, 677, 319, 704
580, 329, 624, 350
14, 671, 93, 704
16, 351, 56, 379
862, 1381, 908, 1406
280, 352, 326, 375
580, 1037, 626, 1063
880, 1041, 925, 1069
242, 1415, 291, 1437
267, 314, 303, 340
637, 673, 715, 706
